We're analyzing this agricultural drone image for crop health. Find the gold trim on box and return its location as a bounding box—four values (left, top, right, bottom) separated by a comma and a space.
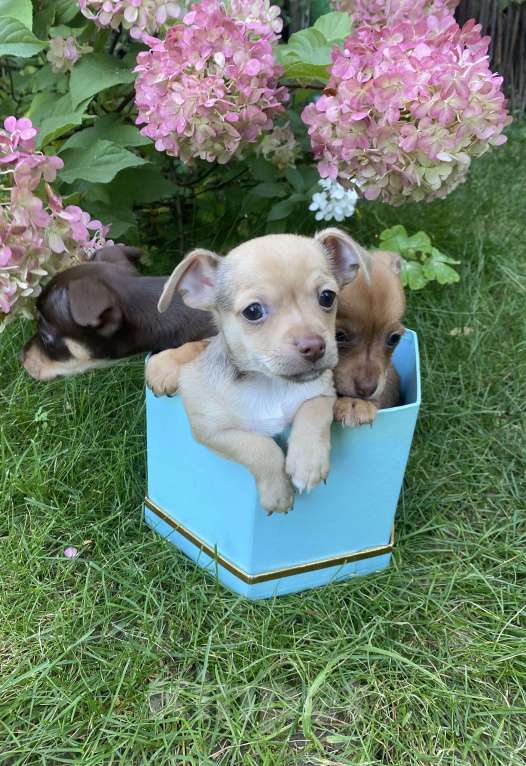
144, 496, 395, 585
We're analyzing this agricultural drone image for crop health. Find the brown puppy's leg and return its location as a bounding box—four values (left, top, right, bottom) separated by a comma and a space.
286, 395, 334, 492
146, 339, 210, 396
334, 397, 379, 427
189, 420, 294, 514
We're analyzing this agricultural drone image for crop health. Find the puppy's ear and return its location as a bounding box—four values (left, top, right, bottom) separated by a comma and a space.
93, 245, 143, 272
158, 249, 219, 313
387, 251, 401, 275
68, 277, 121, 337
371, 249, 402, 276
316, 228, 371, 286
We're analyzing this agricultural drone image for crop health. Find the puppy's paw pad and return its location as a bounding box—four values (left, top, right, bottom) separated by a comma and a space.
258, 474, 294, 514
286, 448, 330, 494
334, 398, 378, 428
145, 355, 181, 396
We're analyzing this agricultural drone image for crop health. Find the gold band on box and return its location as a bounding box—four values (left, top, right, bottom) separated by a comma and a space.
145, 497, 395, 585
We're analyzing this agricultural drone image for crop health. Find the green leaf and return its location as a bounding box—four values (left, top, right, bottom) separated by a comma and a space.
0, 17, 45, 57
30, 92, 90, 147
69, 53, 135, 109
0, 0, 32, 29
33, 4, 55, 38
280, 58, 332, 84
27, 91, 59, 122
405, 230, 432, 253
251, 182, 286, 199
401, 260, 428, 290
267, 199, 296, 221
246, 156, 277, 182
59, 140, 147, 184
285, 166, 305, 193
30, 91, 87, 126
54, 0, 81, 24
84, 201, 137, 239
379, 226, 459, 289
310, 0, 332, 23
37, 112, 87, 148
422, 252, 460, 285
49, 24, 86, 38
428, 246, 460, 265
313, 11, 352, 42
276, 12, 351, 83
378, 225, 411, 253
61, 115, 150, 151
33, 63, 63, 91
277, 27, 333, 84
106, 166, 176, 206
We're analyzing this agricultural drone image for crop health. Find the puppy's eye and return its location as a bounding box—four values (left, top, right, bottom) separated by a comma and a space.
40, 329, 55, 347
386, 332, 402, 348
319, 290, 336, 309
335, 330, 349, 343
242, 303, 266, 322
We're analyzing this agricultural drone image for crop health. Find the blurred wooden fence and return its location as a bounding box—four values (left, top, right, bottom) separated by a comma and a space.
456, 0, 526, 115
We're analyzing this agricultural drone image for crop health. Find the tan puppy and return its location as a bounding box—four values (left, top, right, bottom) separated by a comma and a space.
148, 243, 405, 430
333, 250, 405, 427
146, 229, 368, 514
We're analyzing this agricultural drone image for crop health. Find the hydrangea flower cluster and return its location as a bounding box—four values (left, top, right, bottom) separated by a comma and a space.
333, 0, 459, 27
79, 0, 186, 40
228, 0, 283, 40
46, 36, 92, 73
255, 123, 300, 169
134, 0, 287, 164
0, 117, 110, 324
309, 177, 359, 221
302, 14, 511, 205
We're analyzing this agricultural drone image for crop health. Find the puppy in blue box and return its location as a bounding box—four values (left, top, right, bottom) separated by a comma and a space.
146, 228, 403, 515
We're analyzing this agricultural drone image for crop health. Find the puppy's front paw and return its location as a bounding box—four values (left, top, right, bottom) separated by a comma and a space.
334, 397, 378, 428
286, 442, 330, 494
258, 472, 294, 514
145, 351, 182, 396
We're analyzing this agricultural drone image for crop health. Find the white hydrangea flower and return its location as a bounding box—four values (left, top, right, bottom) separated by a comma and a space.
308, 177, 359, 222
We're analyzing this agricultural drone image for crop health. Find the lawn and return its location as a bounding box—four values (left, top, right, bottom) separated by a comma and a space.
1, 124, 525, 766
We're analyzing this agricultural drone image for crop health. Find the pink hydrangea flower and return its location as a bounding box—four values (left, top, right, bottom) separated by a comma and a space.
0, 116, 111, 326
134, 0, 287, 164
47, 36, 92, 73
79, 0, 188, 40
302, 15, 511, 205
333, 0, 459, 27
229, 0, 283, 40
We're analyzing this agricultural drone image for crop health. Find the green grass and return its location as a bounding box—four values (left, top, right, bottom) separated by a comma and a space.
1, 125, 526, 765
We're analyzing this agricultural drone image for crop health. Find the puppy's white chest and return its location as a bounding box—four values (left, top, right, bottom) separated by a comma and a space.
233, 373, 332, 436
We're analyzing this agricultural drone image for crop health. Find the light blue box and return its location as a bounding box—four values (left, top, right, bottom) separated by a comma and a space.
144, 330, 421, 599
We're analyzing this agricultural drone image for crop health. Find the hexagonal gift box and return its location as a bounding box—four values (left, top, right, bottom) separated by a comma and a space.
144, 330, 420, 599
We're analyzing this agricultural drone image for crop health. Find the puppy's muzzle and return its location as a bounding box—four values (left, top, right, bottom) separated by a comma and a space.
293, 334, 326, 363
353, 376, 378, 399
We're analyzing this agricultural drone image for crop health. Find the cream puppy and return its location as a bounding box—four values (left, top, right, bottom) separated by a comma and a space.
147, 229, 368, 514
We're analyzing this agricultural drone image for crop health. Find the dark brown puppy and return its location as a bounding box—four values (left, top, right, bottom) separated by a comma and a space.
21, 245, 215, 380
333, 250, 405, 427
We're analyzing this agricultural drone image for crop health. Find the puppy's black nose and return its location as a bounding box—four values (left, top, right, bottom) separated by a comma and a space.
294, 335, 326, 363
354, 378, 377, 398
